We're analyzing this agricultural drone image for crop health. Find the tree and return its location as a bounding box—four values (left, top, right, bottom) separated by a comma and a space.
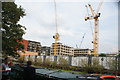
118, 53, 120, 57
99, 53, 107, 57
2, 2, 26, 56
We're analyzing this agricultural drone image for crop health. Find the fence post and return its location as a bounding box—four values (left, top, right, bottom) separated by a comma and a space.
35, 55, 37, 62
118, 56, 120, 74
87, 56, 92, 73
43, 56, 46, 63
0, 1, 1, 71
115, 56, 118, 75
54, 56, 57, 62
88, 56, 92, 66
68, 56, 72, 66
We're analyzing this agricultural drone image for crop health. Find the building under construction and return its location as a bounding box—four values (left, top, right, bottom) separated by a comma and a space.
50, 43, 74, 56
74, 48, 94, 56
50, 42, 93, 56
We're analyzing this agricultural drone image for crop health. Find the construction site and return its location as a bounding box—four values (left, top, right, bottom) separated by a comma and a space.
1, 0, 120, 80
17, 0, 119, 57
15, 0, 120, 77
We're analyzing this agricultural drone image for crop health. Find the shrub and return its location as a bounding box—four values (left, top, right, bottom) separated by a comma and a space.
28, 56, 34, 62
80, 58, 104, 73
59, 57, 69, 65
18, 55, 25, 62
80, 59, 91, 72
99, 54, 107, 57
50, 61, 57, 68
91, 58, 104, 73
118, 53, 120, 57
43, 57, 52, 67
80, 59, 88, 68
107, 57, 118, 74
58, 57, 69, 70
34, 57, 42, 66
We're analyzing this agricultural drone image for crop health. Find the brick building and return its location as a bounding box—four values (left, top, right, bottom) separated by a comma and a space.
18, 40, 41, 56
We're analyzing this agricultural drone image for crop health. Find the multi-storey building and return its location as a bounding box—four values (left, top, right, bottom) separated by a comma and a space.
27, 40, 41, 53
20, 40, 93, 56
50, 42, 94, 56
41, 46, 50, 56
18, 40, 41, 56
74, 48, 94, 56
50, 43, 74, 56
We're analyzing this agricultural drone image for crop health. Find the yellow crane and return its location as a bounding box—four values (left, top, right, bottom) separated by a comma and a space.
53, 0, 60, 56
85, 1, 103, 56
53, 33, 60, 56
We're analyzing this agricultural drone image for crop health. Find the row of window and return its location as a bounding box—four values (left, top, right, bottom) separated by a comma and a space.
52, 45, 72, 48
74, 51, 88, 53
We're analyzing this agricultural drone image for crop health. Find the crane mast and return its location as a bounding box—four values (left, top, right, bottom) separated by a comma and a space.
85, 1, 103, 56
94, 18, 99, 56
53, 0, 60, 56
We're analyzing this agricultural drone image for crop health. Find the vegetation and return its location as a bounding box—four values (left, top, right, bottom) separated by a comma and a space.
43, 57, 52, 67
19, 56, 120, 75
50, 61, 57, 68
28, 56, 34, 62
34, 57, 43, 66
106, 57, 118, 74
99, 53, 107, 57
118, 53, 120, 57
18, 55, 25, 62
33, 56, 75, 70
2, 2, 26, 56
58, 57, 69, 69
80, 58, 104, 73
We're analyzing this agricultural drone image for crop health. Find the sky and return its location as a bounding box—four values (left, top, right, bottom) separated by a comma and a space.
15, 0, 119, 53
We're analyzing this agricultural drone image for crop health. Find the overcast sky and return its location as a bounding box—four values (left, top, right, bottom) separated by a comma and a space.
15, 0, 119, 53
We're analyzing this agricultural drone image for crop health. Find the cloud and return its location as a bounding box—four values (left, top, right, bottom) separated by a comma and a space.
15, 1, 118, 52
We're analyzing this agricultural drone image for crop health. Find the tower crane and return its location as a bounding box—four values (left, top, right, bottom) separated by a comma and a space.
80, 33, 86, 48
85, 0, 103, 56
53, 0, 60, 56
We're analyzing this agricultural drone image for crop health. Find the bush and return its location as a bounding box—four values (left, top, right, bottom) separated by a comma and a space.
59, 57, 69, 65
99, 54, 107, 57
118, 54, 120, 57
34, 57, 42, 66
80, 58, 104, 73
58, 57, 69, 70
107, 57, 118, 74
43, 57, 52, 67
50, 61, 57, 68
91, 58, 104, 73
18, 56, 25, 62
80, 59, 91, 72
28, 56, 34, 62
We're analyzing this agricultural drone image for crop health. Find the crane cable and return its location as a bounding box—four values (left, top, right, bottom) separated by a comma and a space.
85, 4, 94, 37
96, 0, 104, 14
54, 0, 58, 33
80, 33, 86, 48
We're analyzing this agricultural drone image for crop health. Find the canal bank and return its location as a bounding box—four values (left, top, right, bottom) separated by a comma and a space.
9, 63, 120, 80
